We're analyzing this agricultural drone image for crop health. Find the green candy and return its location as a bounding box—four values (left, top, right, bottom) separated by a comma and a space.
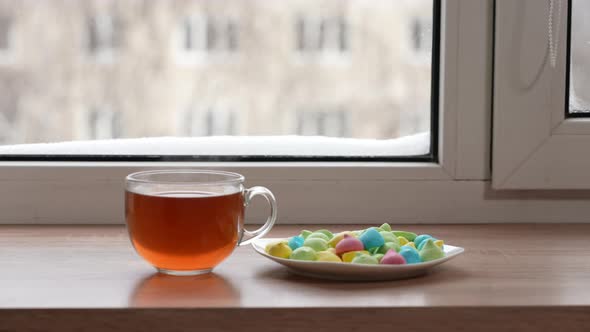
314, 229, 334, 240
300, 230, 313, 239
392, 230, 417, 242
302, 238, 329, 252
290, 247, 317, 261
419, 239, 445, 262
379, 231, 399, 245
351, 254, 379, 265
376, 242, 400, 254
373, 253, 384, 262
307, 232, 330, 241
379, 223, 392, 232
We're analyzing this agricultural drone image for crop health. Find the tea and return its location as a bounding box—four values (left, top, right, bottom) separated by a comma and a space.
125, 190, 244, 271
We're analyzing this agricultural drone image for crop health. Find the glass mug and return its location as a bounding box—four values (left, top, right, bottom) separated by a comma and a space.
125, 170, 277, 276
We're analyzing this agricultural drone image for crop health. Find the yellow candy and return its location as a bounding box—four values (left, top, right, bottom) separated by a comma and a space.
265, 240, 286, 252
342, 250, 369, 263
266, 242, 292, 259
317, 251, 342, 262
434, 239, 444, 249
326, 247, 337, 254
328, 231, 354, 248
398, 236, 409, 246
406, 242, 416, 249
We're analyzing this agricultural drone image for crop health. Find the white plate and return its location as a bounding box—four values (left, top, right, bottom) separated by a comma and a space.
252, 238, 465, 281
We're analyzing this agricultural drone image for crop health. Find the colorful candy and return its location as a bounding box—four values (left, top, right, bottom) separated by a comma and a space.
342, 250, 370, 263
351, 254, 379, 265
379, 231, 398, 244
380, 249, 407, 265
335, 234, 364, 255
434, 239, 444, 249
419, 239, 445, 262
374, 242, 401, 255
317, 251, 342, 262
417, 237, 439, 251
315, 229, 334, 240
287, 236, 304, 250
326, 247, 337, 254
379, 223, 392, 232
303, 238, 329, 252
414, 234, 433, 248
264, 226, 448, 266
307, 232, 331, 241
397, 236, 409, 246
392, 231, 417, 242
399, 246, 421, 264
290, 247, 317, 261
300, 230, 312, 239
359, 228, 385, 250
328, 231, 354, 248
265, 241, 292, 259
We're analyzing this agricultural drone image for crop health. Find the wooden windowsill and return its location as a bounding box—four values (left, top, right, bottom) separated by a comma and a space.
1, 224, 589, 331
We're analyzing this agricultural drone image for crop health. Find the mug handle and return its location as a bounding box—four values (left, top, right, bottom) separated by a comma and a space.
239, 186, 278, 246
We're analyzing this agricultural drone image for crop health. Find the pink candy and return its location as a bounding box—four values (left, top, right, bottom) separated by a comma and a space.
335, 234, 364, 255
380, 249, 406, 265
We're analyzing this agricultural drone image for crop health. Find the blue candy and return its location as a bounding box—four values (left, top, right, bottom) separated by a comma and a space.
399, 246, 421, 264
359, 228, 385, 250
417, 237, 437, 250
287, 236, 304, 250
414, 234, 433, 248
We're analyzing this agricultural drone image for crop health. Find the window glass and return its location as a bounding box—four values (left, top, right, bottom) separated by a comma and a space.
0, 0, 437, 159
569, 0, 590, 114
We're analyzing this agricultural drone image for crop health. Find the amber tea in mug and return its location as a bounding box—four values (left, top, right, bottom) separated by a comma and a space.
125, 170, 277, 276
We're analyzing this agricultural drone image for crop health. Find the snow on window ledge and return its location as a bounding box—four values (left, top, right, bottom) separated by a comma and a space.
0, 132, 429, 157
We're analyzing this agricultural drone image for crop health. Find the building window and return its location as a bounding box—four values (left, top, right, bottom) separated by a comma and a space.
87, 14, 120, 62
0, 112, 15, 143
180, 16, 238, 56
297, 110, 349, 137
0, 16, 12, 52
86, 108, 121, 139
180, 107, 237, 136
296, 16, 348, 53
182, 16, 207, 52
0, 15, 14, 64
226, 21, 238, 52
410, 17, 432, 55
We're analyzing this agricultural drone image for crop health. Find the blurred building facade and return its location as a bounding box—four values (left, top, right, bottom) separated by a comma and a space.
0, 0, 433, 144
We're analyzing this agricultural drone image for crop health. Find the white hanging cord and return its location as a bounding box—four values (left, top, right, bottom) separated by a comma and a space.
548, 0, 563, 68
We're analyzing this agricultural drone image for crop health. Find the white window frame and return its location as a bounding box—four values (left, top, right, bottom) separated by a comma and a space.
4, 1, 589, 224
493, 0, 590, 189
